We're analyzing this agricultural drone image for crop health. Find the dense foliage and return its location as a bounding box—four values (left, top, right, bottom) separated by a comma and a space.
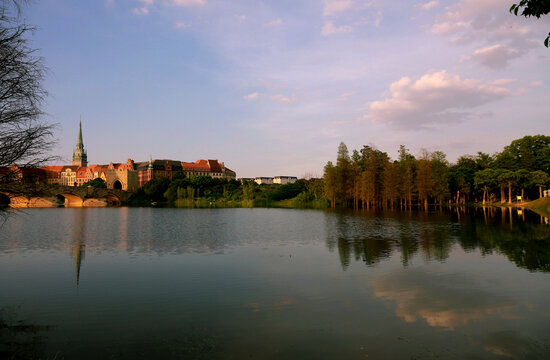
322, 135, 550, 208
133, 174, 327, 207
82, 178, 107, 188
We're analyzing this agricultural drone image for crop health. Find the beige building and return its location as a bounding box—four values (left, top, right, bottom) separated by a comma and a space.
60, 166, 79, 186
255, 177, 274, 185
180, 159, 236, 180
106, 159, 138, 191
274, 176, 298, 185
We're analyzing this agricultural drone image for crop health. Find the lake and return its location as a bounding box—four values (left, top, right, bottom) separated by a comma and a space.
1, 207, 549, 359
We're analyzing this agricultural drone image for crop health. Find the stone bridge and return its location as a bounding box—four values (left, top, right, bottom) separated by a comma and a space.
0, 183, 132, 208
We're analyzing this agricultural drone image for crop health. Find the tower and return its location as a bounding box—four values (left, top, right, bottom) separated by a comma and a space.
72, 120, 88, 167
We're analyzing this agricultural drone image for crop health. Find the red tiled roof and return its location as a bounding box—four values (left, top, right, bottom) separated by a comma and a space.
208, 160, 222, 173
181, 160, 210, 171
225, 167, 236, 176
61, 166, 80, 172
42, 166, 64, 173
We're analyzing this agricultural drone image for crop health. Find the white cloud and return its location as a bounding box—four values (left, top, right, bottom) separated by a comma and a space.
174, 21, 190, 29
234, 14, 246, 23
243, 92, 259, 100
132, 7, 149, 15
167, 0, 205, 7
271, 94, 296, 104
321, 21, 352, 36
337, 91, 356, 102
264, 18, 282, 27
415, 1, 439, 11
531, 81, 542, 87
365, 70, 510, 129
430, 21, 468, 35
139, 0, 154, 5
323, 0, 353, 16
429, 0, 534, 46
466, 44, 521, 69
491, 78, 517, 85
105, 0, 116, 7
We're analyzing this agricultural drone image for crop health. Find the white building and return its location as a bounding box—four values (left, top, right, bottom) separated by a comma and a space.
273, 176, 297, 185
255, 177, 274, 185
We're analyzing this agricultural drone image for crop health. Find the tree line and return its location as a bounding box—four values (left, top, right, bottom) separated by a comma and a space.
323, 135, 550, 209
131, 172, 325, 207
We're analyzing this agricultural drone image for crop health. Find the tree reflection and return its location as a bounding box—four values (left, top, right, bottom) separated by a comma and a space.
332, 208, 550, 272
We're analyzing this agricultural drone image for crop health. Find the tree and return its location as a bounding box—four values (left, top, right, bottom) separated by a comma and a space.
143, 177, 170, 201
336, 142, 353, 207
382, 161, 398, 208
398, 145, 416, 207
82, 178, 106, 189
474, 169, 497, 204
0, 1, 56, 175
515, 169, 530, 200
431, 151, 450, 206
416, 150, 434, 209
510, 0, 550, 47
494, 135, 550, 172
530, 170, 549, 198
323, 161, 337, 208
497, 170, 517, 204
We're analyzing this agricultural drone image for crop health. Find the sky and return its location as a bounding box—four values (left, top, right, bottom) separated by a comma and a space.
20, 0, 550, 178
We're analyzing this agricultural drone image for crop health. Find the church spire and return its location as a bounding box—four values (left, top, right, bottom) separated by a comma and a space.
77, 118, 83, 148
72, 118, 88, 167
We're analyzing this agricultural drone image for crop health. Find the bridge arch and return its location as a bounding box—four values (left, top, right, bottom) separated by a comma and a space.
103, 194, 122, 206
113, 180, 123, 190
0, 193, 10, 206
1, 191, 29, 207
57, 193, 83, 207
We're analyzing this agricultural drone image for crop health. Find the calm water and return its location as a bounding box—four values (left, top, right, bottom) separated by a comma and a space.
1, 207, 549, 359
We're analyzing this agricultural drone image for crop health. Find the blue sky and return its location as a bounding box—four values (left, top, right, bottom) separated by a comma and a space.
22, 0, 550, 177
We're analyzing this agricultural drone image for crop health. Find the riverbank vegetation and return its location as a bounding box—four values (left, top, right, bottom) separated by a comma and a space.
128, 135, 549, 210
128, 173, 328, 208
322, 135, 549, 209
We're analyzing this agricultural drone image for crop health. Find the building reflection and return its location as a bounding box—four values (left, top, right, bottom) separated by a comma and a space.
71, 210, 86, 287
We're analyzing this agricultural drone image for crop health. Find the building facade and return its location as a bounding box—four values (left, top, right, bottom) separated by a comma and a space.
273, 176, 298, 185
36, 123, 237, 191
180, 159, 236, 180
255, 177, 274, 185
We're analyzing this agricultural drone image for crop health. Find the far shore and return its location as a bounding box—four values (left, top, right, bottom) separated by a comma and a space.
5, 197, 549, 218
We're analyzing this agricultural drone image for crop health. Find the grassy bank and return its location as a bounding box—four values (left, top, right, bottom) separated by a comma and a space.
522, 197, 550, 218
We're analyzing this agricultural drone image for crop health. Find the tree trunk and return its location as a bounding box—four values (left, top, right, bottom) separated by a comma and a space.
500, 185, 505, 204
521, 188, 524, 201
540, 186, 543, 199
508, 181, 512, 204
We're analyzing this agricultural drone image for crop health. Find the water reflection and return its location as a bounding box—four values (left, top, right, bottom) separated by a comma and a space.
371, 269, 518, 330
0, 207, 549, 359
329, 207, 550, 272
71, 210, 86, 287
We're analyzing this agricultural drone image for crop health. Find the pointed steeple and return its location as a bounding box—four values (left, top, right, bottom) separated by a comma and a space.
72, 118, 88, 167
77, 118, 83, 148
